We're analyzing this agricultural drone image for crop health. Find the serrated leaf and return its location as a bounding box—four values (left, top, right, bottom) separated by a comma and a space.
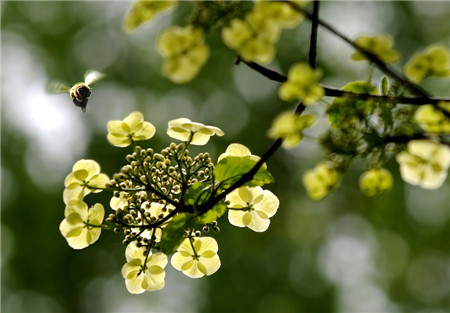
214, 156, 274, 189
196, 202, 227, 224
160, 213, 195, 255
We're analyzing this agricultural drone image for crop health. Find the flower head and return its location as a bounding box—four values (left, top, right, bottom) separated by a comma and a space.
171, 237, 221, 278
396, 140, 450, 190
267, 111, 316, 148
63, 159, 109, 204
121, 242, 168, 293
226, 186, 279, 232
157, 25, 209, 83
404, 45, 450, 83
359, 168, 393, 197
278, 63, 324, 105
107, 111, 156, 147
218, 143, 261, 164
302, 162, 340, 200
252, 1, 307, 29
124, 0, 177, 31
351, 34, 401, 64
167, 118, 224, 145
59, 201, 104, 249
414, 103, 450, 134
222, 10, 281, 64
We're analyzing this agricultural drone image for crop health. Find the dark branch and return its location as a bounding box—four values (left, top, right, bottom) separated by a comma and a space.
241, 59, 450, 106
284, 0, 430, 98
308, 0, 320, 69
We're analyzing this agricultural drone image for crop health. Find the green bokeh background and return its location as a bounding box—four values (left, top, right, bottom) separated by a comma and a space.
1, 1, 449, 313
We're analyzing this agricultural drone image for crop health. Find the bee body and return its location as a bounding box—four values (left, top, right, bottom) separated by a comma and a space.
48, 70, 104, 112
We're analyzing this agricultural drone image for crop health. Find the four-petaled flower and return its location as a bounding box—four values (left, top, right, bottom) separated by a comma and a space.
404, 45, 450, 83
157, 25, 209, 83
59, 201, 104, 250
351, 34, 401, 64
359, 168, 393, 197
167, 118, 224, 145
171, 237, 221, 278
302, 162, 340, 200
218, 143, 262, 165
121, 242, 168, 294
222, 10, 281, 64
414, 103, 450, 134
63, 159, 109, 204
278, 63, 324, 105
124, 0, 177, 31
226, 186, 279, 232
107, 111, 156, 147
396, 140, 450, 190
267, 111, 316, 148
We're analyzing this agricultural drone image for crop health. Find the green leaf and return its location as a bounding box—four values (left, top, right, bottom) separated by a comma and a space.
380, 76, 388, 95
214, 156, 274, 189
184, 181, 211, 206
196, 202, 227, 224
160, 213, 195, 255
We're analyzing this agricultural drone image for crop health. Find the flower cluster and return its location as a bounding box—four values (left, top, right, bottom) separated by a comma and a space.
267, 111, 316, 148
414, 102, 450, 134
302, 162, 340, 200
351, 34, 401, 64
124, 0, 177, 31
60, 111, 279, 294
404, 45, 450, 83
157, 25, 209, 83
222, 1, 309, 64
278, 63, 324, 105
396, 140, 450, 190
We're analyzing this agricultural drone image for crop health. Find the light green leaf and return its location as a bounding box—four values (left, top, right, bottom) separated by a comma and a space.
160, 213, 195, 255
196, 202, 227, 224
214, 156, 274, 189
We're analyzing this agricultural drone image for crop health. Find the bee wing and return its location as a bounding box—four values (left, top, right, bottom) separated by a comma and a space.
47, 82, 71, 94
84, 70, 105, 86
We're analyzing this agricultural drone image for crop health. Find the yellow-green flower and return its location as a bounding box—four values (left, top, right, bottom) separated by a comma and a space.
278, 63, 324, 105
63, 159, 109, 204
110, 191, 128, 211
267, 111, 316, 148
302, 162, 340, 200
171, 237, 220, 278
222, 9, 281, 64
404, 45, 450, 83
252, 1, 308, 29
359, 168, 393, 197
351, 34, 401, 64
59, 201, 104, 250
157, 25, 209, 83
414, 103, 450, 134
396, 140, 450, 190
124, 0, 177, 31
107, 111, 156, 147
121, 242, 168, 293
218, 143, 261, 163
167, 118, 224, 146
226, 186, 279, 232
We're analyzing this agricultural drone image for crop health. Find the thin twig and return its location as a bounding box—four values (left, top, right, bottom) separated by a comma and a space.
242, 59, 449, 106
284, 0, 430, 98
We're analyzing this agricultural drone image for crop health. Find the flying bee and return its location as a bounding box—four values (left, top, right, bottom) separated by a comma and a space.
48, 70, 105, 112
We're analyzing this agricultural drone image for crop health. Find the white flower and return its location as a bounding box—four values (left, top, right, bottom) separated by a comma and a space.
396, 140, 450, 189
167, 118, 224, 145
59, 201, 104, 250
226, 186, 279, 232
121, 242, 168, 294
171, 237, 220, 278
107, 111, 156, 147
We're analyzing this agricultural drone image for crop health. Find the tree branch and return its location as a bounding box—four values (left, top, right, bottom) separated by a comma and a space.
241, 59, 450, 106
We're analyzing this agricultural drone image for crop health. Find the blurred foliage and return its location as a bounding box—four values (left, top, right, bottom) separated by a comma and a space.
1, 1, 449, 313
